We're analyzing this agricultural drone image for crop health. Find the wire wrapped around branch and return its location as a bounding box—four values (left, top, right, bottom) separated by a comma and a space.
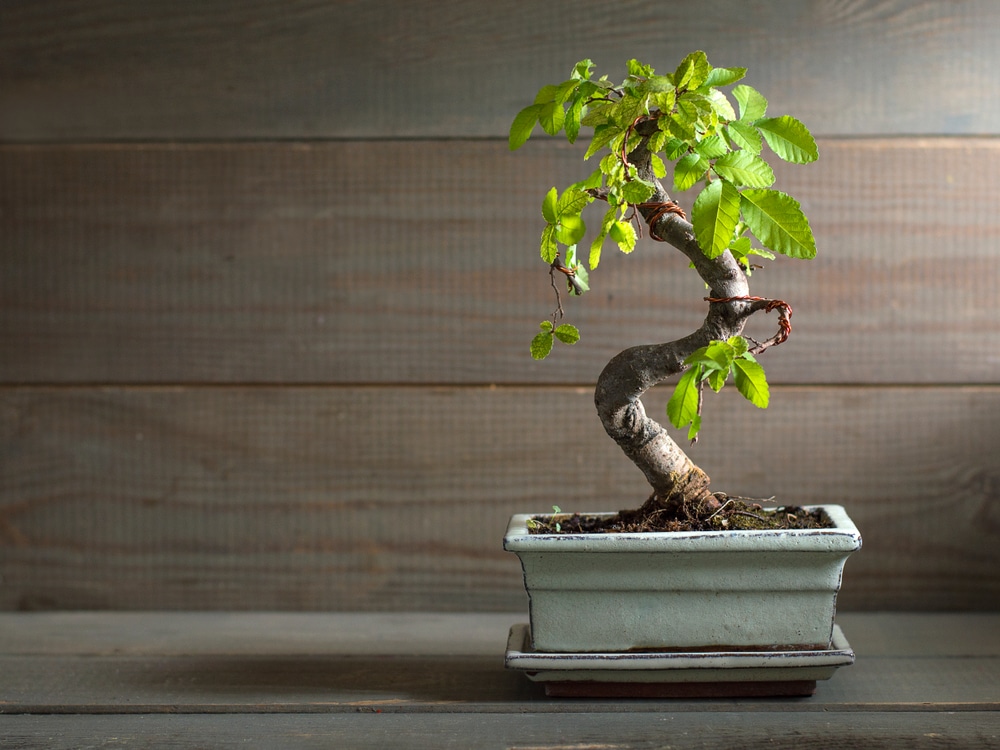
704, 295, 793, 354
638, 201, 687, 242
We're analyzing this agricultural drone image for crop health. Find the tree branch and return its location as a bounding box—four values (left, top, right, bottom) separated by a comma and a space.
593, 133, 760, 510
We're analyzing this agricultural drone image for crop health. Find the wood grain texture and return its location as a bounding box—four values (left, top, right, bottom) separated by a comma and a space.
3, 0, 1000, 140
4, 713, 1000, 750
3, 138, 999, 385
4, 2, 1000, 615
2, 386, 998, 611
0, 613, 997, 749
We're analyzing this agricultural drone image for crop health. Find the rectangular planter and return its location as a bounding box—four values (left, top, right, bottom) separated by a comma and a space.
504, 504, 861, 653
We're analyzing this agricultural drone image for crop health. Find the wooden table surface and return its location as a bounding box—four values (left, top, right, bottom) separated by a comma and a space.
1, 612, 998, 748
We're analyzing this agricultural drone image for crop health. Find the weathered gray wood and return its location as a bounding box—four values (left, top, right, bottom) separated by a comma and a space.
4, 2, 1000, 624
2, 387, 999, 611
3, 139, 998, 385
0, 613, 997, 711
3, 1, 1000, 140
0, 614, 997, 749
0, 653, 996, 713
3, 712, 997, 750
5, 612, 997, 659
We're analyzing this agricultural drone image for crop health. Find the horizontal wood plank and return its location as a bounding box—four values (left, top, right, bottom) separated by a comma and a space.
3, 1, 1000, 140
2, 386, 998, 611
3, 139, 999, 385
6, 612, 997, 659
0, 613, 997, 750
1, 613, 997, 710
4, 712, 999, 750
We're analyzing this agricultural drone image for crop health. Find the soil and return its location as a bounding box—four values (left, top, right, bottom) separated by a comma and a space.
528, 495, 833, 534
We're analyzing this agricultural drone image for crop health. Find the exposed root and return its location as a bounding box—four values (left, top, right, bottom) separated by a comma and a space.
529, 496, 832, 534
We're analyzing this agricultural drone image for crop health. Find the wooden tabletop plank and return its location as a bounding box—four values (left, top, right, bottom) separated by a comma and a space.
2, 614, 996, 747
4, 613, 998, 659
2, 712, 997, 750
0, 614, 997, 714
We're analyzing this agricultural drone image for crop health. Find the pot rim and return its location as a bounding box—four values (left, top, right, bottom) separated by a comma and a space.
503, 504, 861, 553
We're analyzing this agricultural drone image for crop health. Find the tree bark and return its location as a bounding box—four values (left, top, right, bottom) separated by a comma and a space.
594, 131, 758, 517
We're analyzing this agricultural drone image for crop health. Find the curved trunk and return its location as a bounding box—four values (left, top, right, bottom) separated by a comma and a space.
594, 133, 757, 516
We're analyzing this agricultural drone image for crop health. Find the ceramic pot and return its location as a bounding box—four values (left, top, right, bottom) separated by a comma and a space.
504, 504, 861, 653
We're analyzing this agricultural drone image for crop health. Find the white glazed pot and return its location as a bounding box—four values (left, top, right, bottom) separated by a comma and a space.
504, 504, 861, 653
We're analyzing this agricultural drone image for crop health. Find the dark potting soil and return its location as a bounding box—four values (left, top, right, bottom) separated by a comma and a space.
528, 497, 833, 534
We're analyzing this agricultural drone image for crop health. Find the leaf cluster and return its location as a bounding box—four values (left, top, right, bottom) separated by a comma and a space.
666, 336, 768, 441
531, 319, 580, 361
512, 52, 817, 288
513, 52, 817, 436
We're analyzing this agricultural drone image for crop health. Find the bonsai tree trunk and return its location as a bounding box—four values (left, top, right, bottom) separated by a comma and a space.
594, 127, 767, 524
512, 54, 817, 531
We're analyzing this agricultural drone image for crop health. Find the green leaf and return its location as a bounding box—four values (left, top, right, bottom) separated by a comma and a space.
650, 153, 667, 179
674, 152, 708, 191
556, 187, 591, 217
674, 51, 710, 90
728, 235, 753, 258
641, 75, 675, 93
674, 98, 700, 126
585, 123, 621, 160
664, 138, 688, 160
622, 179, 655, 204
554, 324, 580, 345
612, 91, 647, 126
540, 224, 559, 263
554, 79, 580, 104
599, 152, 623, 185
756, 115, 819, 163
580, 101, 613, 127
574, 168, 603, 191
541, 187, 559, 224
746, 246, 776, 261
692, 179, 741, 259
701, 340, 737, 370
627, 58, 655, 78
704, 66, 747, 88
509, 103, 543, 150
687, 415, 702, 442
704, 88, 737, 121
534, 84, 560, 105
609, 220, 637, 253
589, 208, 617, 269
667, 367, 702, 430
667, 115, 695, 141
555, 214, 586, 245
530, 330, 554, 360
565, 246, 589, 294
741, 189, 817, 259
539, 101, 565, 135
713, 152, 775, 188
589, 231, 605, 270
572, 59, 595, 80
707, 367, 728, 392
733, 85, 768, 122
650, 89, 676, 115
728, 336, 749, 356
733, 358, 770, 408
695, 134, 729, 159
565, 96, 584, 143
725, 120, 763, 155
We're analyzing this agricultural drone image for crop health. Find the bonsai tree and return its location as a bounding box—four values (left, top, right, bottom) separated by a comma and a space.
510, 52, 820, 532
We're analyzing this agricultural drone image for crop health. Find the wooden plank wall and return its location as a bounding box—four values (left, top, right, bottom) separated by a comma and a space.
2, 1, 999, 612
